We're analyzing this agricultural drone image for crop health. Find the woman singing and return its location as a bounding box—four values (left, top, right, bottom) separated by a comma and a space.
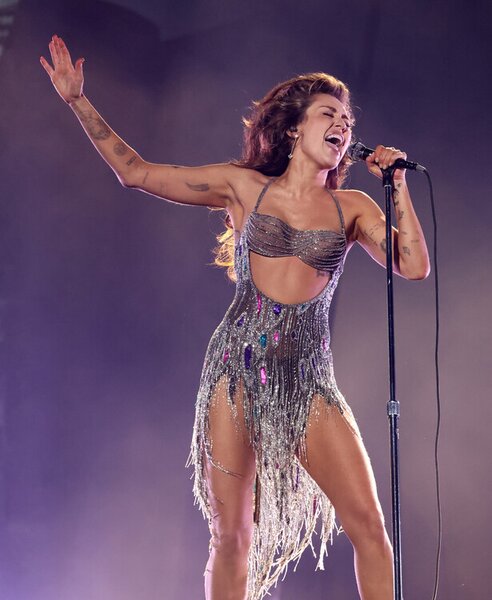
41, 34, 430, 600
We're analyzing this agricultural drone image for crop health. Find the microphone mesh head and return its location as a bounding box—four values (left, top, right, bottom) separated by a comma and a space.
347, 141, 366, 161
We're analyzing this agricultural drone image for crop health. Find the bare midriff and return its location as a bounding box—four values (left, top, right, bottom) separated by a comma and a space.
248, 252, 331, 305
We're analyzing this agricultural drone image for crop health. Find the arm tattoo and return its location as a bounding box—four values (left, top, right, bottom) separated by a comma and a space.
402, 246, 411, 256
126, 155, 137, 166
113, 142, 128, 156
73, 105, 111, 140
363, 222, 385, 246
380, 239, 387, 252
393, 183, 402, 206
397, 209, 405, 219
186, 182, 210, 192
85, 116, 110, 140
142, 171, 149, 185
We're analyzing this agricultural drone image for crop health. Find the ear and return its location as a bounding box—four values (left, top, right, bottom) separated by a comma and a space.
286, 127, 298, 139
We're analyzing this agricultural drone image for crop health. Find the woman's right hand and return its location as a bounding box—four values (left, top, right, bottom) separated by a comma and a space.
40, 35, 85, 104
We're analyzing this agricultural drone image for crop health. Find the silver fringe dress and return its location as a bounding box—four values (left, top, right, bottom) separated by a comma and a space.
187, 178, 360, 599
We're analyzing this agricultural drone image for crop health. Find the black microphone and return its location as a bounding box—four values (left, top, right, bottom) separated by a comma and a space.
347, 141, 425, 172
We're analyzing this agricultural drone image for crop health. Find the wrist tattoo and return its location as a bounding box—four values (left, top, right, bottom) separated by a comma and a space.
126, 155, 137, 166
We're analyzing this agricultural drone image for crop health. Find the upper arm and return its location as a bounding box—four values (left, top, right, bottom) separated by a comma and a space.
123, 159, 240, 208
351, 190, 402, 275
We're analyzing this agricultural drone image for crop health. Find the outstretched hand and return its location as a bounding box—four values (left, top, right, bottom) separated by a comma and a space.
40, 35, 85, 104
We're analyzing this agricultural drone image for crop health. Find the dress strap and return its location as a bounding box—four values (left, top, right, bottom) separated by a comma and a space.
253, 177, 276, 212
326, 189, 346, 235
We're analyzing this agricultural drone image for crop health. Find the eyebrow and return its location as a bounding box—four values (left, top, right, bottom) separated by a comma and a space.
319, 105, 351, 120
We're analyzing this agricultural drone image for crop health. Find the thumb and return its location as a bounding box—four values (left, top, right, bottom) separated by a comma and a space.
75, 57, 85, 72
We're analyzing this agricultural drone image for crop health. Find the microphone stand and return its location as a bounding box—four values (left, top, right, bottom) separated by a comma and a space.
381, 166, 403, 600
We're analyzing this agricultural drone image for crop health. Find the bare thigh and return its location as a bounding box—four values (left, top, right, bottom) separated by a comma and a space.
204, 375, 257, 544
298, 395, 385, 541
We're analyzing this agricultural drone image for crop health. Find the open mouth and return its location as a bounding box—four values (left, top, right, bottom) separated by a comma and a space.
324, 133, 344, 148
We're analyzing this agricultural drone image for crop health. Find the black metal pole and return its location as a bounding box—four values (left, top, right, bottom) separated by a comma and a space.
381, 166, 403, 600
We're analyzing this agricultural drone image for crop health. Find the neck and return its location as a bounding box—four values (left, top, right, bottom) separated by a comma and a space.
278, 156, 335, 192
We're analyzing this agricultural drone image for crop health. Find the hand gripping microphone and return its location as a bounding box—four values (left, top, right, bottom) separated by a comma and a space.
347, 141, 426, 172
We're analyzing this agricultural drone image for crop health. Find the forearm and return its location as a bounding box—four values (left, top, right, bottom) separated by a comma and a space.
68, 94, 142, 185
393, 179, 430, 279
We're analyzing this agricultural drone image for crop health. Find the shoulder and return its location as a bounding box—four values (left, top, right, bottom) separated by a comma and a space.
226, 165, 271, 207
227, 164, 269, 191
333, 188, 375, 209
332, 189, 383, 242
223, 165, 271, 232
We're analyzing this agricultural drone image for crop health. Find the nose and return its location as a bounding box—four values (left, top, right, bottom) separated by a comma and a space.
334, 117, 348, 133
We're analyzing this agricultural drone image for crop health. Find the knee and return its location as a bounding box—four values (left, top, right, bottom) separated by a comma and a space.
343, 506, 390, 551
210, 523, 253, 561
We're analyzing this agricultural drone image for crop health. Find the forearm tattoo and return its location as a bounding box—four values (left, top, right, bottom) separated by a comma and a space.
186, 182, 210, 192
72, 105, 111, 140
393, 182, 402, 207
113, 142, 128, 156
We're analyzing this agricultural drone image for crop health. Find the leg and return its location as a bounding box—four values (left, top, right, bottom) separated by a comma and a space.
203, 375, 256, 600
298, 396, 394, 600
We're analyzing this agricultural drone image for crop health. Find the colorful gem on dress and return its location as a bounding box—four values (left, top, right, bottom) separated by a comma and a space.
244, 344, 252, 369
257, 293, 262, 314
259, 333, 267, 348
260, 366, 267, 385
222, 348, 230, 363
321, 337, 327, 351
273, 330, 280, 344
273, 303, 282, 315
236, 314, 245, 327
297, 302, 310, 314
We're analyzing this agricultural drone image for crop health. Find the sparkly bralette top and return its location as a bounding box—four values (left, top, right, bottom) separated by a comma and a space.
246, 179, 347, 274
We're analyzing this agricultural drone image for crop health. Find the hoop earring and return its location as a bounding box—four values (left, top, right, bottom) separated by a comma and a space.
288, 134, 299, 159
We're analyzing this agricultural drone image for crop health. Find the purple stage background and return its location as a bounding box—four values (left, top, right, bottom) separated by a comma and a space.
1, 1, 491, 598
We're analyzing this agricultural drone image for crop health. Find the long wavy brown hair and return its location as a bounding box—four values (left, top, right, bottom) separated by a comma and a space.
213, 72, 355, 282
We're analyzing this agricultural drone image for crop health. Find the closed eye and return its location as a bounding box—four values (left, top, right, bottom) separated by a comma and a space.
323, 112, 354, 129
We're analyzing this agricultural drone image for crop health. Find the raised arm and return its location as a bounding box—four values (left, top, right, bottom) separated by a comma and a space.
350, 145, 430, 280
40, 35, 235, 208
